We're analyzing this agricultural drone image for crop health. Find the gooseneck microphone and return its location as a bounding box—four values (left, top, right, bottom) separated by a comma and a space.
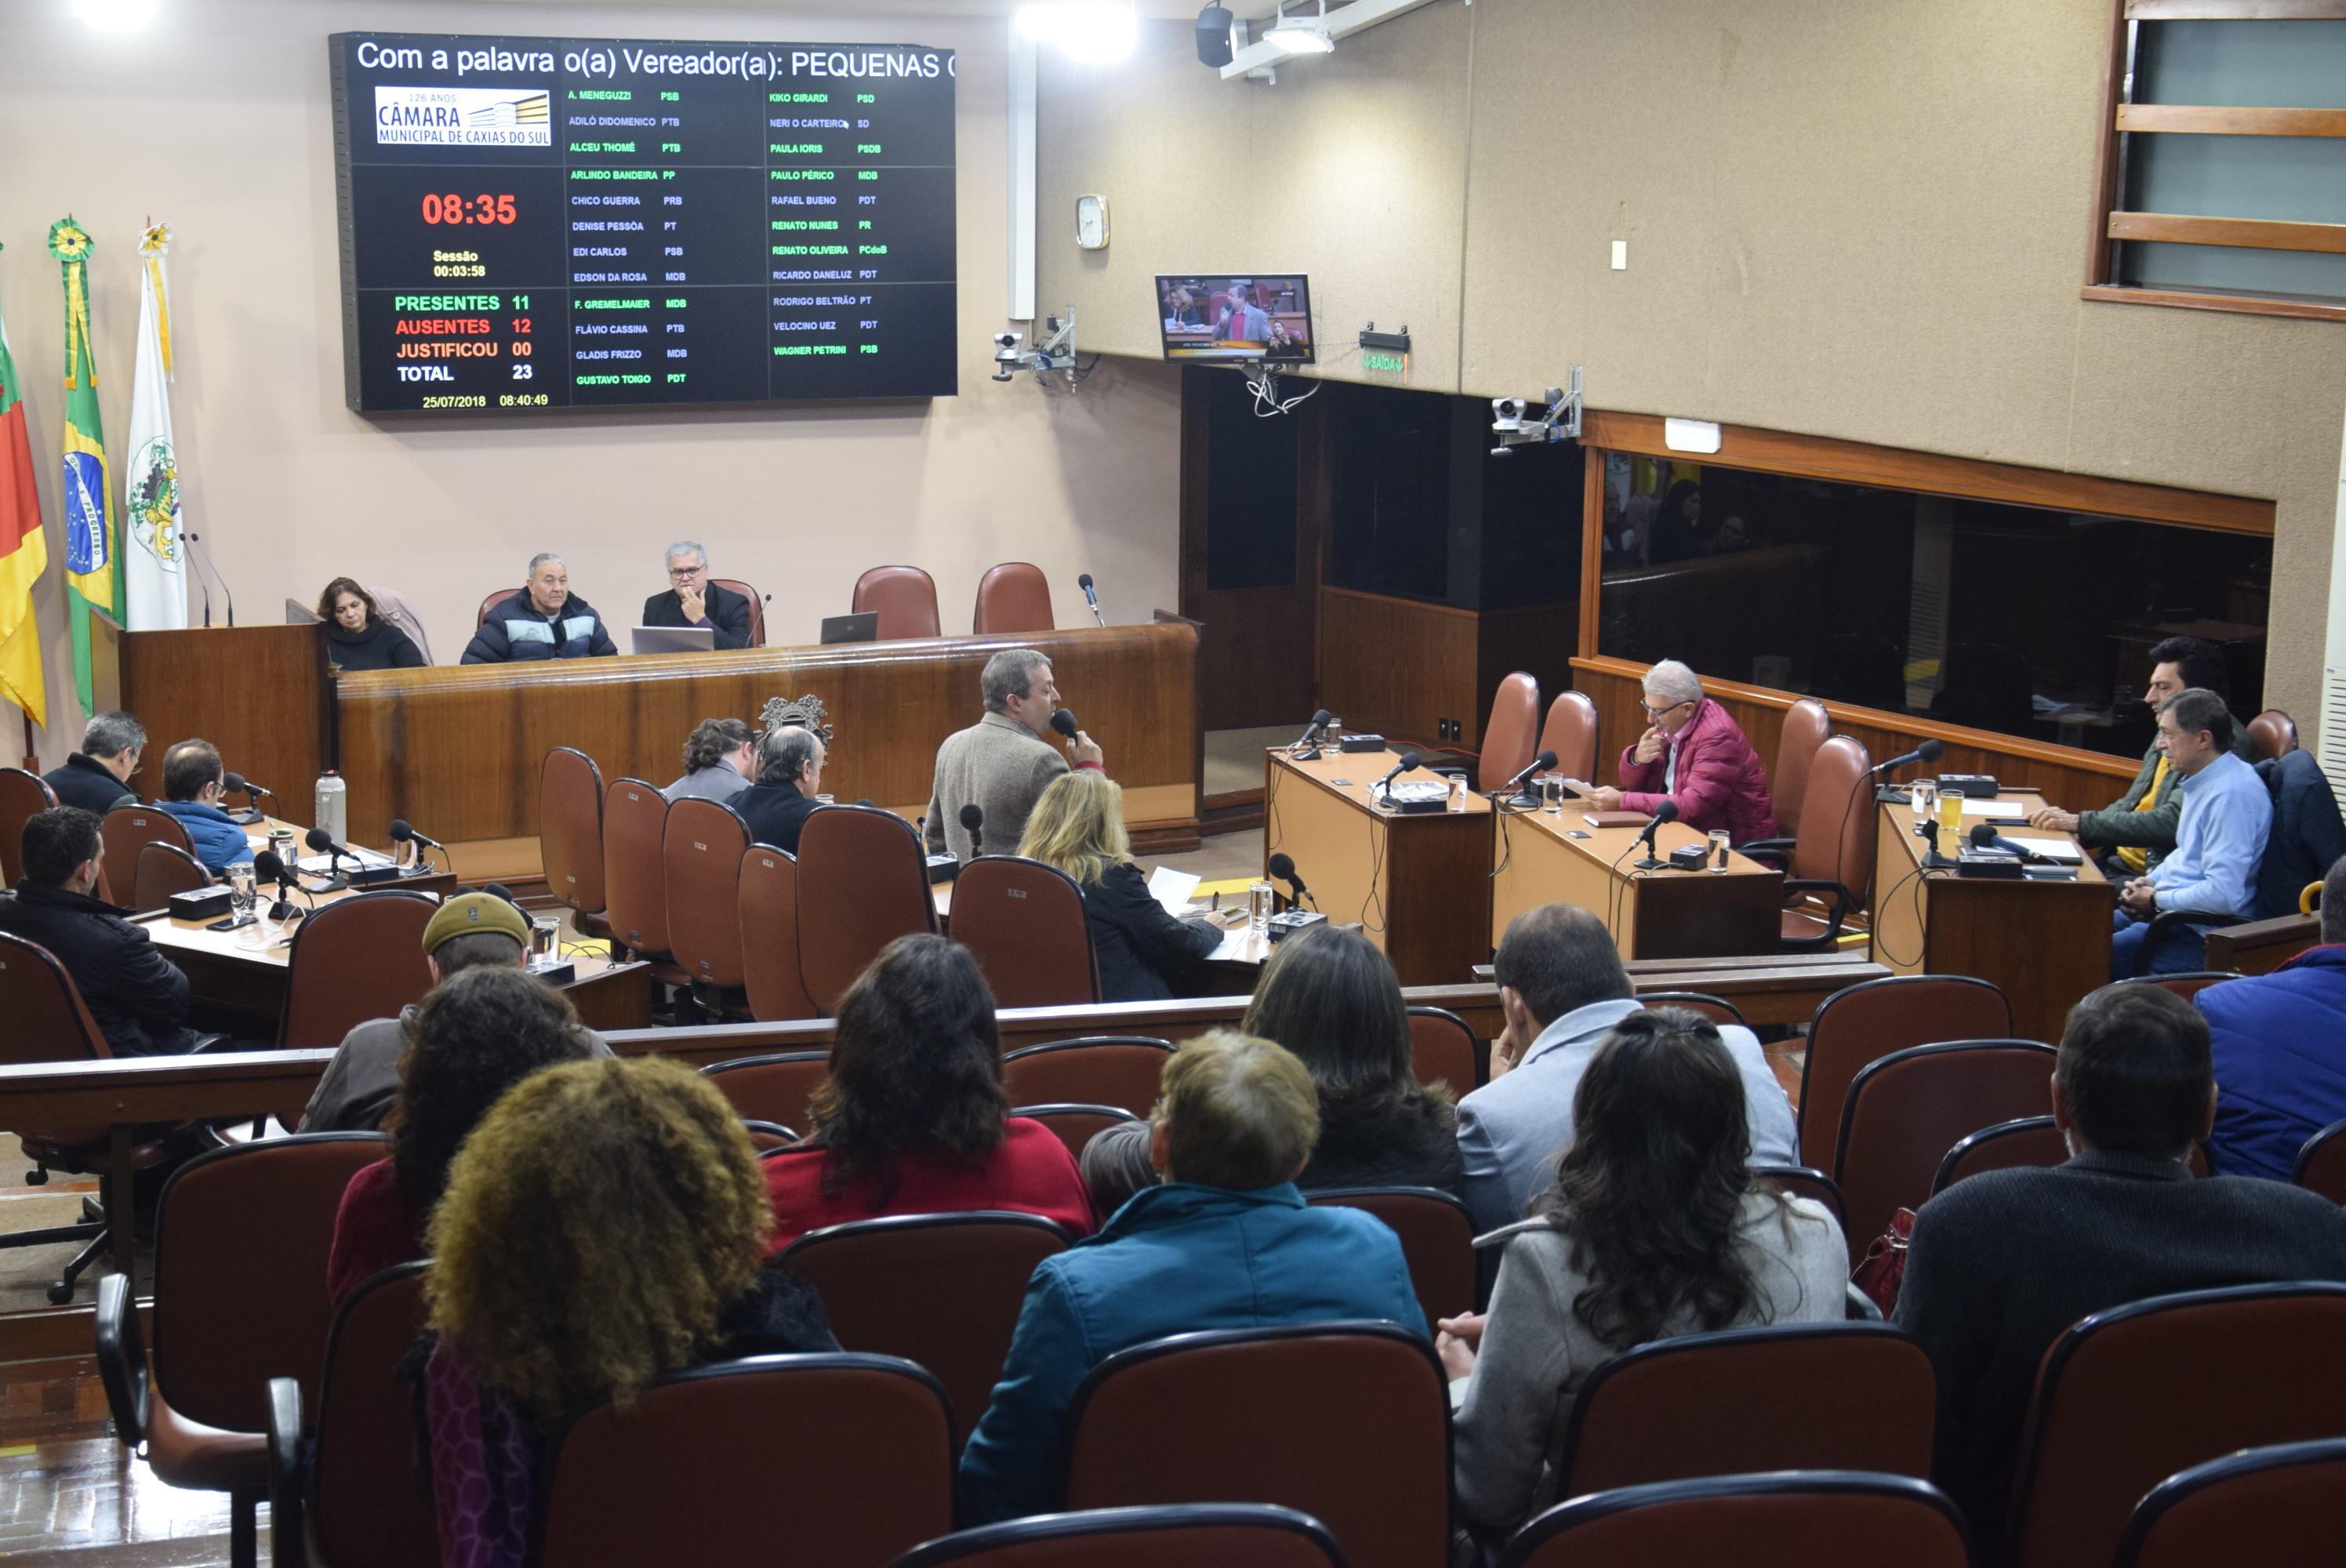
304, 826, 358, 891
1969, 822, 2055, 865
1872, 737, 1945, 777
1078, 572, 1106, 629
1499, 748, 1560, 807
1049, 707, 1080, 741
1632, 799, 1680, 869
220, 771, 272, 805
960, 803, 985, 858
388, 818, 445, 851
252, 850, 305, 922
1374, 750, 1423, 793
1290, 709, 1334, 757
1267, 851, 1313, 911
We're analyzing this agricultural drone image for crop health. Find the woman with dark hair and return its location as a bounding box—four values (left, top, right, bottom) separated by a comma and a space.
325, 967, 594, 1301
1440, 1009, 1846, 1532
317, 576, 425, 671
762, 935, 1095, 1250
1081, 924, 1462, 1214
1640, 479, 1705, 565
662, 717, 757, 805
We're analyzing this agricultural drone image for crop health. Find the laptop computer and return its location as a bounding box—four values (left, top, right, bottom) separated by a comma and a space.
630, 625, 717, 655
820, 612, 879, 644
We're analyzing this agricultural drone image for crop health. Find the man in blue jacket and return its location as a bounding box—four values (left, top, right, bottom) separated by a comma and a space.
459, 553, 619, 663
2199, 854, 2346, 1180
958, 1029, 1426, 1525
150, 739, 253, 873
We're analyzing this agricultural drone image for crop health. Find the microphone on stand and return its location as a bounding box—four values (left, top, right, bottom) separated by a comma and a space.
1968, 822, 2057, 866
1631, 800, 1680, 870
183, 530, 236, 627
388, 818, 445, 873
1289, 709, 1333, 760
1077, 572, 1106, 629
1497, 749, 1560, 809
959, 803, 985, 858
304, 826, 357, 892
1267, 851, 1314, 911
252, 850, 306, 922
1872, 738, 1944, 777
1373, 750, 1423, 796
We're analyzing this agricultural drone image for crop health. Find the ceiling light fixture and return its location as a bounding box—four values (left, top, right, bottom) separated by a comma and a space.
71, 0, 159, 30
1014, 2, 1138, 64
1262, 0, 1334, 54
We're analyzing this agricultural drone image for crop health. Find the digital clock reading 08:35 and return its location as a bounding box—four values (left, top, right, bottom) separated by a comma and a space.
420, 193, 518, 226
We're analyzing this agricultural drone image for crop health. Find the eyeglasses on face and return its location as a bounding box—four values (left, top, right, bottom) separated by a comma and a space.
1641, 698, 1694, 718
668, 564, 706, 579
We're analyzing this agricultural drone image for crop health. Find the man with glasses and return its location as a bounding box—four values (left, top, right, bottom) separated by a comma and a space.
1583, 658, 1779, 843
641, 540, 755, 650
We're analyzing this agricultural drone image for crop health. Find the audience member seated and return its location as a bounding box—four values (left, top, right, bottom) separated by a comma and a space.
1017, 770, 1219, 1003
42, 710, 142, 815
420, 1056, 836, 1565
2198, 853, 2346, 1181
763, 935, 1094, 1252
460, 553, 619, 663
0, 807, 202, 1055
1583, 659, 1778, 844
325, 967, 597, 1301
317, 575, 426, 672
1894, 985, 2346, 1547
150, 739, 253, 873
2028, 635, 2252, 873
301, 891, 612, 1134
732, 722, 825, 853
661, 717, 757, 807
1084, 924, 1462, 1213
641, 539, 755, 649
1442, 1008, 1847, 1534
2109, 688, 2270, 978
1640, 479, 1707, 565
957, 1029, 1426, 1525
924, 648, 1104, 866
1457, 905, 1797, 1235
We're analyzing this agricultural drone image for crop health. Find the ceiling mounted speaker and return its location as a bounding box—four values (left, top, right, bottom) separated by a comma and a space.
1196, 4, 1234, 67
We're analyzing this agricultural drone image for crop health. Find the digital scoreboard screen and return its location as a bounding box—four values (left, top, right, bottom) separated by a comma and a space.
329, 32, 957, 414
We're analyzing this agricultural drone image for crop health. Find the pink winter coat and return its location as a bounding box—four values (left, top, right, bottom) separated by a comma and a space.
1617, 697, 1780, 844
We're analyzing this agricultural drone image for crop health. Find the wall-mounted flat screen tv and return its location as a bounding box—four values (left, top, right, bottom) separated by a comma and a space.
1156, 274, 1313, 365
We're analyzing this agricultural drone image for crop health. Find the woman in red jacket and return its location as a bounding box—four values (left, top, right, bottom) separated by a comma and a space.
1586, 659, 1780, 844
764, 935, 1095, 1250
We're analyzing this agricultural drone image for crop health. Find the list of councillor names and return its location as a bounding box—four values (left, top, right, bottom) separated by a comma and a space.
331, 34, 958, 412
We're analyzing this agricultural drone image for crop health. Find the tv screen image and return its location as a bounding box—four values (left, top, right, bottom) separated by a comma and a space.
1156, 274, 1313, 365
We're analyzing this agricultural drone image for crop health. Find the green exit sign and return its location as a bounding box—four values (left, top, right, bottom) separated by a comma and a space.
1363, 349, 1407, 374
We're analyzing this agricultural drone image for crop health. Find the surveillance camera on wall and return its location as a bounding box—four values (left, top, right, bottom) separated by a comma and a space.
989, 312, 1083, 387
1487, 369, 1584, 456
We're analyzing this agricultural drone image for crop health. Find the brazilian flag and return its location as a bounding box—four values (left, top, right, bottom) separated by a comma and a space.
52, 216, 122, 718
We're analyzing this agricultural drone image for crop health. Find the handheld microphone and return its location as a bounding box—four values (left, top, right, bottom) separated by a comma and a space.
1077, 572, 1106, 629
1872, 737, 1945, 777
1632, 799, 1680, 869
1374, 750, 1424, 793
1049, 707, 1079, 741
959, 803, 985, 857
1500, 749, 1560, 805
1267, 851, 1313, 910
1968, 822, 2055, 865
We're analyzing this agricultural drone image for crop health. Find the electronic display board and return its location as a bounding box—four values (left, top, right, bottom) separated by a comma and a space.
329, 32, 957, 413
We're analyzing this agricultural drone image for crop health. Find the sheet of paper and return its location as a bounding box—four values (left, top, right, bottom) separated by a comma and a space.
2003, 837, 2085, 863
1146, 866, 1201, 917
1959, 798, 2031, 818
296, 846, 396, 873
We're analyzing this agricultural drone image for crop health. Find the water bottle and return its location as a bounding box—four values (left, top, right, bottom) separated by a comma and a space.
314, 770, 348, 846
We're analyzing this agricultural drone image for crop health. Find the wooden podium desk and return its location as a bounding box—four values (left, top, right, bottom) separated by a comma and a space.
1489, 805, 1785, 960
1871, 791, 2115, 1044
1263, 750, 1492, 986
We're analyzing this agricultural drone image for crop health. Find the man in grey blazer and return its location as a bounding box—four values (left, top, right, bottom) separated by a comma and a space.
1454, 904, 1798, 1235
924, 648, 1106, 864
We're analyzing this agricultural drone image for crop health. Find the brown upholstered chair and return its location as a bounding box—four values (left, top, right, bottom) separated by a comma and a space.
133, 840, 211, 913
1001, 1036, 1174, 1120
2116, 1437, 2346, 1568
540, 746, 614, 945
795, 804, 938, 1012
0, 765, 56, 884
1740, 735, 1872, 950
601, 777, 688, 983
264, 1259, 434, 1568
1308, 1187, 1476, 1333
1534, 691, 1600, 786
93, 1133, 388, 1568
2248, 708, 2299, 761
100, 803, 194, 908
1832, 1040, 2059, 1265
1638, 991, 1749, 1028
1011, 1102, 1139, 1165
1930, 1116, 2072, 1195
1478, 671, 1540, 795
1406, 1005, 1484, 1093
1556, 1323, 1934, 1499
2007, 1282, 2346, 1568
971, 561, 1055, 635
2101, 970, 2242, 1004
539, 1354, 955, 1566
1062, 1322, 1451, 1568
852, 564, 942, 641
893, 1504, 1347, 1568
1751, 1166, 1846, 1231
2293, 1116, 2346, 1203
739, 844, 820, 1021
702, 1051, 830, 1137
662, 796, 750, 1002
783, 1212, 1075, 1446
275, 890, 438, 1051
1796, 975, 2012, 1171
1770, 697, 1832, 838
1495, 1473, 1972, 1568
712, 575, 767, 646
475, 586, 519, 626
951, 856, 1099, 1007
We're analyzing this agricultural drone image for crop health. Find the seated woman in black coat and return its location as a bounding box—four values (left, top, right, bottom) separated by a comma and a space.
1016, 770, 1222, 1004
318, 577, 425, 671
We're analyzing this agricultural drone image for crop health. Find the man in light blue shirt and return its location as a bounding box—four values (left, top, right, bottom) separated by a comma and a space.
2110, 688, 2271, 979
1455, 904, 1799, 1235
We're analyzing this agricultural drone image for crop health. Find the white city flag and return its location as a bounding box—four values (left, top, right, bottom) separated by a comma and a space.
124, 221, 187, 630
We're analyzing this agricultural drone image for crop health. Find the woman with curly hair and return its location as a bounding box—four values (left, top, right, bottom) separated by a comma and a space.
763, 935, 1094, 1250
661, 716, 756, 805
325, 966, 594, 1301
1439, 1008, 1847, 1533
317, 576, 425, 671
421, 1055, 834, 1568
1018, 770, 1221, 1003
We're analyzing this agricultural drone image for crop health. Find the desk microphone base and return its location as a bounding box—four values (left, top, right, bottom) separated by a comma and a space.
1631, 855, 1667, 871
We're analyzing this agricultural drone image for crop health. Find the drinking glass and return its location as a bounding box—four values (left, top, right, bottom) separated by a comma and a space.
1542, 775, 1564, 813
531, 915, 561, 963
1248, 880, 1274, 933
1708, 829, 1731, 872
226, 862, 256, 916
1911, 779, 1937, 824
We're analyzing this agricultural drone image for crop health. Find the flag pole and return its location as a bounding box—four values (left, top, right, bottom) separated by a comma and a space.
19, 711, 33, 771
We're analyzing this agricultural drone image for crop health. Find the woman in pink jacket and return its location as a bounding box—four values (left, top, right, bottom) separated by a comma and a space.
1587, 659, 1780, 843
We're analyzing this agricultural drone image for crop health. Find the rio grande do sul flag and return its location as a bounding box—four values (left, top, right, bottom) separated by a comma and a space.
0, 253, 49, 730
52, 216, 124, 718
125, 223, 187, 631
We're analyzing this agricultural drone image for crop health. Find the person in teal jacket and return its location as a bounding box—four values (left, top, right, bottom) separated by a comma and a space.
957, 1029, 1427, 1526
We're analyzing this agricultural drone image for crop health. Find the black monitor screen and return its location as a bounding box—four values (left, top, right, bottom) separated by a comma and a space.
1156, 274, 1313, 365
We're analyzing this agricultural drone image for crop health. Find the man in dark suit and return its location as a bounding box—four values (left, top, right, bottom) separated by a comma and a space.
1894, 984, 2346, 1548
42, 710, 143, 815
735, 724, 826, 855
640, 540, 754, 650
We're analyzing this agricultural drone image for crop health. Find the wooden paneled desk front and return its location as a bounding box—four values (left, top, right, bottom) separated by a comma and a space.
1489, 804, 1785, 959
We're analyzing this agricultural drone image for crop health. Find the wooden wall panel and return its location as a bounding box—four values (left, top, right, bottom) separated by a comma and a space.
118, 624, 329, 808
1316, 586, 1480, 746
